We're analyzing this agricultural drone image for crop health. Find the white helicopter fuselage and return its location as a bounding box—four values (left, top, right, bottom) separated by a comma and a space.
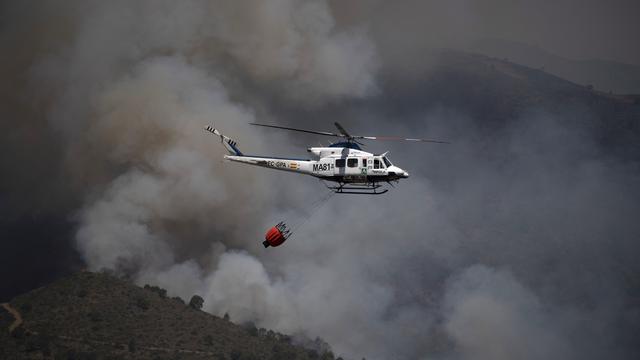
204, 124, 425, 194
224, 144, 409, 184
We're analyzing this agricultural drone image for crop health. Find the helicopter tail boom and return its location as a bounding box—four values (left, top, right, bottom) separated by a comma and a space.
224, 155, 312, 175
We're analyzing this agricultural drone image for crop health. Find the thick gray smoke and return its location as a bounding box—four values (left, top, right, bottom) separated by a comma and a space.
2, 1, 640, 359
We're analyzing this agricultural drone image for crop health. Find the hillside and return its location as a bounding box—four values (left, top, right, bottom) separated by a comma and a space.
0, 272, 337, 360
371, 49, 640, 159
470, 38, 640, 94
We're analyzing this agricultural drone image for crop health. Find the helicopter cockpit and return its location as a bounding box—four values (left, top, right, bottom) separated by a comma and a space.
373, 156, 393, 169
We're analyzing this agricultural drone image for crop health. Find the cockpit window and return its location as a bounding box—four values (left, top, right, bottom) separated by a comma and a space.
383, 157, 392, 168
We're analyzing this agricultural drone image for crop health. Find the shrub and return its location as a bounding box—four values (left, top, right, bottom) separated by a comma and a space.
144, 284, 167, 298
88, 310, 102, 322
321, 351, 335, 360
136, 296, 150, 310
128, 338, 137, 353
279, 334, 291, 344
20, 302, 32, 313
77, 288, 88, 298
203, 334, 214, 346
65, 350, 99, 360
11, 326, 25, 339
189, 295, 204, 310
313, 337, 331, 354
242, 321, 258, 336
270, 345, 295, 360
25, 333, 52, 353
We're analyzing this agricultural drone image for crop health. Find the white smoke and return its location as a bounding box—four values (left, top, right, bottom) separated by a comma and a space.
203, 252, 296, 329
209, 0, 378, 100
442, 265, 571, 360
41, 1, 385, 358
75, 55, 264, 272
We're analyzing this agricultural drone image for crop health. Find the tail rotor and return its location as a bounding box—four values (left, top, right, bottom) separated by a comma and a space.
204, 125, 243, 156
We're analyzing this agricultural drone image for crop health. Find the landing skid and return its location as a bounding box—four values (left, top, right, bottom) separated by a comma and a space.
335, 189, 389, 195
323, 182, 389, 195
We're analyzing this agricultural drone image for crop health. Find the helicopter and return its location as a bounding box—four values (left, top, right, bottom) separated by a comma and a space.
204, 122, 448, 195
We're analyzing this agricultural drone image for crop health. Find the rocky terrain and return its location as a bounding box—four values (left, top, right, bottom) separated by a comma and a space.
0, 272, 336, 360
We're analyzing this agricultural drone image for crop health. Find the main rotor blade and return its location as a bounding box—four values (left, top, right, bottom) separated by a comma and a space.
251, 122, 450, 144
250, 123, 343, 138
334, 122, 352, 138
357, 135, 451, 144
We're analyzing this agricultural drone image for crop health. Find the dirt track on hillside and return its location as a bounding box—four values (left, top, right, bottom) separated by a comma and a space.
1, 302, 23, 333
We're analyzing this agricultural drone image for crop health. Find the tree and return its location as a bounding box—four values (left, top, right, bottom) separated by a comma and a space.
144, 284, 167, 298
189, 295, 204, 310
321, 351, 335, 360
223, 312, 230, 321
243, 321, 258, 336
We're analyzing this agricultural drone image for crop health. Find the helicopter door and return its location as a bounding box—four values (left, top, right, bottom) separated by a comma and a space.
334, 158, 346, 176
362, 157, 370, 176
343, 157, 367, 182
345, 158, 359, 175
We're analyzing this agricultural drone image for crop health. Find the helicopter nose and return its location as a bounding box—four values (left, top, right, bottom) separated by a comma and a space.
395, 168, 409, 178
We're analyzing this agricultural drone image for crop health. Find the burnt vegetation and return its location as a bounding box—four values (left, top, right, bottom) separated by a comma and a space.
0, 272, 339, 360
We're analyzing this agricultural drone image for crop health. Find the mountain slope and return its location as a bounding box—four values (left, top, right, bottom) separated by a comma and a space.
470, 38, 640, 94
0, 272, 336, 360
372, 49, 640, 159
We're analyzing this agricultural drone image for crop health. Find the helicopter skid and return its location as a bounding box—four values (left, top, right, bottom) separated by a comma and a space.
334, 189, 389, 195
325, 182, 389, 195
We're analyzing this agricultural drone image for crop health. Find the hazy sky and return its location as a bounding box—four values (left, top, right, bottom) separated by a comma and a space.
332, 0, 640, 65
